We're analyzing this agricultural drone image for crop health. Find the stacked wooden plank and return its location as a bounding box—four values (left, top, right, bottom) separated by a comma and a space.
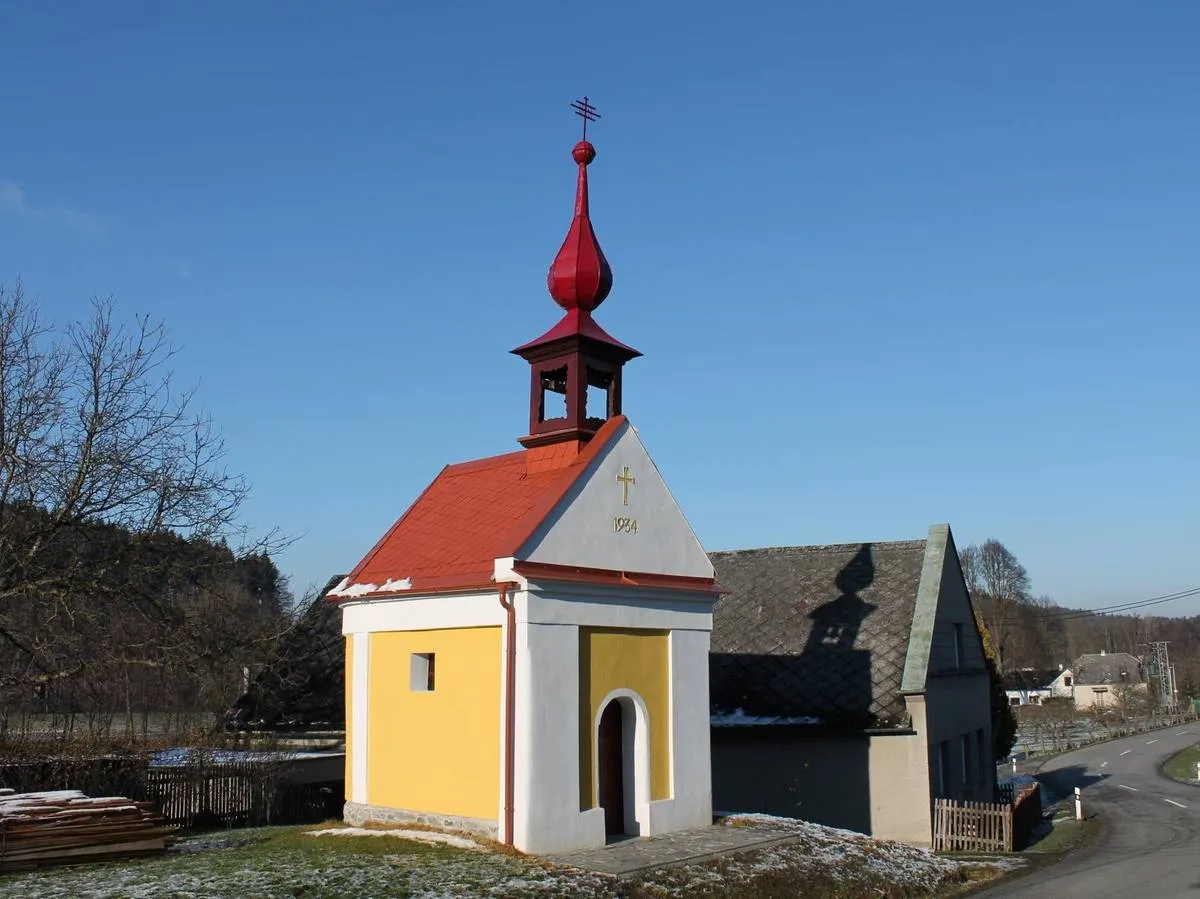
0, 788, 177, 871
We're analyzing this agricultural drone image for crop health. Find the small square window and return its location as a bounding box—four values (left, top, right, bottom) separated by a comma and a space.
411, 653, 435, 692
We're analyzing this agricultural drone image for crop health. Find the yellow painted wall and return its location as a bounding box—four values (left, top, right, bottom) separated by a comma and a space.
367, 627, 502, 821
578, 628, 670, 808
344, 637, 354, 801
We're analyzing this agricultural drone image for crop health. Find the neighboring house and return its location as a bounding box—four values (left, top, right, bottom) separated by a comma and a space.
708, 525, 995, 847
1004, 667, 1074, 706
1070, 651, 1148, 710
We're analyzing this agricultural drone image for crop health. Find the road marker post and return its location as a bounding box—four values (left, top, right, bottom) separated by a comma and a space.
1195, 761, 1199, 782
1075, 787, 1083, 821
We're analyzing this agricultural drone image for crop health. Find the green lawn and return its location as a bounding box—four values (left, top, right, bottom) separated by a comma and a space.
0, 818, 1006, 899
1162, 743, 1200, 784
1022, 815, 1096, 855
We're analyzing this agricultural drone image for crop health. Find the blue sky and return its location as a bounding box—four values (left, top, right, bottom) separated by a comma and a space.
2, 2, 1197, 612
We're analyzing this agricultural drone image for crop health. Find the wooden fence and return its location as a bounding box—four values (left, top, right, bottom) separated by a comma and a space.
933, 798, 1012, 852
934, 782, 1042, 852
145, 762, 335, 829
2, 757, 339, 832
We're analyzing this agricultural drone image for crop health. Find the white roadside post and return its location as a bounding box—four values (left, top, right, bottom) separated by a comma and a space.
1075, 787, 1083, 821
1195, 761, 1199, 783
1012, 757, 1017, 774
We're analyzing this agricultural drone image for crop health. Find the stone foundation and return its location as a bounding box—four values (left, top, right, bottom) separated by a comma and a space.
343, 801, 499, 839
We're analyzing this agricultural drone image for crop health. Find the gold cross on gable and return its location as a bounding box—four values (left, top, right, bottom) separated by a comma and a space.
616, 465, 636, 506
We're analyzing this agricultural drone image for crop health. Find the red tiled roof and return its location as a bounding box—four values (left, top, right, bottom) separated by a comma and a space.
332, 417, 627, 597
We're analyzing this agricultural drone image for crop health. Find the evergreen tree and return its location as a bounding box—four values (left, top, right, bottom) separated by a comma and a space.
975, 606, 1018, 761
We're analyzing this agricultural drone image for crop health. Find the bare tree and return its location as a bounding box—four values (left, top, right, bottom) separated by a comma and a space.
0, 280, 285, 709
960, 539, 1030, 673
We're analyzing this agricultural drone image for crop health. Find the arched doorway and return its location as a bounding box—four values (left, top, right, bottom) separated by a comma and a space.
598, 700, 625, 836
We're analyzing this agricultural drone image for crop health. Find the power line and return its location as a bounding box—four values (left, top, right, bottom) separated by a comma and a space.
980, 584, 1200, 626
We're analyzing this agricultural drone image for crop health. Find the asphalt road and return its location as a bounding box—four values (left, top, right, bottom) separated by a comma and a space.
980, 724, 1200, 898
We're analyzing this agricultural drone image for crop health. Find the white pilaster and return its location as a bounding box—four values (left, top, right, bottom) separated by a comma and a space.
513, 617, 605, 854
645, 628, 713, 833
351, 631, 370, 804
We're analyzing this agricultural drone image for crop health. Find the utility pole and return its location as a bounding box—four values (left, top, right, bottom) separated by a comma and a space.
1147, 642, 1176, 711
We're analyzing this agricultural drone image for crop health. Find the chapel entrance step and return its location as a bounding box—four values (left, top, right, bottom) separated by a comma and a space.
544, 824, 799, 879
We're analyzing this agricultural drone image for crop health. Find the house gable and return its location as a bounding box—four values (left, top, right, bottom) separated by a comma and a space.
517, 420, 713, 579
901, 525, 986, 692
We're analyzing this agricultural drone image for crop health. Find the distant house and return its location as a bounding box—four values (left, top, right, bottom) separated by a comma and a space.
707, 524, 995, 848
1070, 651, 1147, 710
1003, 668, 1073, 706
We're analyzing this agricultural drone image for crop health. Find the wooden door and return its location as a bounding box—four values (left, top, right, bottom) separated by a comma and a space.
598, 701, 624, 836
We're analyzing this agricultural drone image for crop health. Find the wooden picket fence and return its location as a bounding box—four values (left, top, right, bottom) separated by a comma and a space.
933, 798, 1012, 852
145, 763, 333, 829
934, 781, 1042, 852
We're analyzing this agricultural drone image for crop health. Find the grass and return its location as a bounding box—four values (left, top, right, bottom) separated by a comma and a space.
0, 825, 608, 899
1022, 814, 1097, 855
0, 816, 1010, 899
1161, 742, 1200, 784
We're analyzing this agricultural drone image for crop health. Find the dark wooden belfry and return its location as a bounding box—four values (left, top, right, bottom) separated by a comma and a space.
514, 99, 640, 449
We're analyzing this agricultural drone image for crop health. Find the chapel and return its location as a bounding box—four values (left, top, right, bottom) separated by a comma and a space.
328, 109, 719, 854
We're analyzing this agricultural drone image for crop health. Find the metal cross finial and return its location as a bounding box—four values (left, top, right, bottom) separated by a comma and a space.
571, 96, 600, 141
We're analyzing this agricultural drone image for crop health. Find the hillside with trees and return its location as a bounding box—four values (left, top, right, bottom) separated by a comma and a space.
0, 280, 290, 740
961, 538, 1200, 698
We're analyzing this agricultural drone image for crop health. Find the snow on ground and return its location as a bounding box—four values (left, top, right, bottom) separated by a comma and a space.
306, 825, 482, 849
998, 773, 1040, 788
148, 747, 341, 766
0, 816, 1007, 899
696, 813, 975, 893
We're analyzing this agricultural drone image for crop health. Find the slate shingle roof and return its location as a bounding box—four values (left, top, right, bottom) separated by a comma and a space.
1072, 652, 1145, 686
1003, 669, 1064, 692
708, 540, 928, 729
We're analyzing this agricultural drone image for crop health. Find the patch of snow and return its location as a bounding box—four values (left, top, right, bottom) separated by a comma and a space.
998, 773, 1039, 788
149, 747, 300, 767
710, 708, 823, 727
306, 827, 481, 850
0, 789, 86, 805
327, 576, 413, 598
330, 580, 377, 597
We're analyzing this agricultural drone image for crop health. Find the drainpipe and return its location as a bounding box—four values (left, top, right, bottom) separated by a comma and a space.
498, 582, 517, 847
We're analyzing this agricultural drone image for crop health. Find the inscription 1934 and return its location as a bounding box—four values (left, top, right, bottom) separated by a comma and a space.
612, 516, 638, 534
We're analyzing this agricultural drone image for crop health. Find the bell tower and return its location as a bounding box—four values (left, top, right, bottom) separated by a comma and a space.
514, 98, 641, 449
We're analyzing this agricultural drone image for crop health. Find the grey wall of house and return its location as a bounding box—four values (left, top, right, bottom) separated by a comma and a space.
711, 726, 938, 844
711, 729, 873, 834
923, 552, 996, 802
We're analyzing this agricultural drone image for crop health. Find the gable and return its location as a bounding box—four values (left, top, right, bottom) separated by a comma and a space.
516, 420, 713, 580
901, 525, 986, 692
